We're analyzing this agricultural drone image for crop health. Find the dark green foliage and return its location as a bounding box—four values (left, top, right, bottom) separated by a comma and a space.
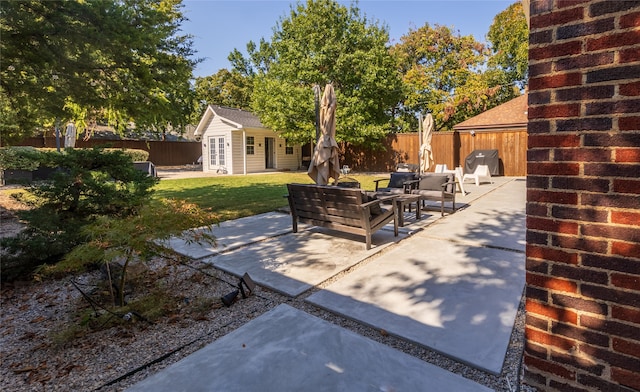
1, 148, 157, 281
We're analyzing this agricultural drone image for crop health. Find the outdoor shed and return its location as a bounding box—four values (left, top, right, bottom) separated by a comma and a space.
194, 105, 302, 175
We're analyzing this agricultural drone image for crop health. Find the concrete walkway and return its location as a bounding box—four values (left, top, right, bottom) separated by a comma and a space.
127, 177, 526, 391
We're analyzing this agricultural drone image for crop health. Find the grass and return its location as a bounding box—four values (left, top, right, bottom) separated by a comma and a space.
152, 172, 386, 222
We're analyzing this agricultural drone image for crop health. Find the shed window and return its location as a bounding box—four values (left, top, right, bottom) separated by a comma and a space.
246, 136, 255, 155
285, 139, 293, 155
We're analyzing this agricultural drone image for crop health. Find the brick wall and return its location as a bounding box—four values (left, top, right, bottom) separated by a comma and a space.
525, 1, 640, 391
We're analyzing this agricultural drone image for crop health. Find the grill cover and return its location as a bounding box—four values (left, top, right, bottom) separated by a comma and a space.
464, 149, 499, 175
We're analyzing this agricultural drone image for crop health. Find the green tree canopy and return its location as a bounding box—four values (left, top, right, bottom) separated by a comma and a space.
193, 69, 253, 114
0, 0, 197, 143
487, 1, 529, 90
232, 0, 403, 147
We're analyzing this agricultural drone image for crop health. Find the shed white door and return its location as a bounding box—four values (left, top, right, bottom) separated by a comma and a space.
208, 136, 226, 167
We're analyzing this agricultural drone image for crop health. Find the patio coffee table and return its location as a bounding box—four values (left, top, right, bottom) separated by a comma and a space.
393, 194, 422, 227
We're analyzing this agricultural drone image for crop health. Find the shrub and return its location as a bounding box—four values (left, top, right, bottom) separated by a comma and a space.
0, 146, 43, 170
1, 147, 158, 281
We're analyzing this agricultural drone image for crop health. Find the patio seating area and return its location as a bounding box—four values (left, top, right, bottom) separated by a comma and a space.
138, 176, 526, 391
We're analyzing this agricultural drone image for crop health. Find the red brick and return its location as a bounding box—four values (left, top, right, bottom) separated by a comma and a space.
584, 133, 639, 147
528, 244, 578, 264
549, 379, 591, 392
581, 315, 640, 340
582, 253, 639, 274
528, 134, 580, 148
527, 200, 549, 216
525, 340, 549, 360
555, 52, 615, 72
527, 272, 578, 293
587, 64, 640, 84
527, 284, 550, 302
527, 149, 551, 162
527, 313, 550, 331
612, 367, 640, 391
611, 273, 640, 291
590, 1, 640, 17
552, 234, 609, 253
527, 229, 549, 246
620, 11, 640, 29
524, 352, 577, 379
620, 47, 640, 64
528, 188, 579, 204
552, 176, 610, 192
581, 193, 640, 210
552, 263, 609, 285
528, 216, 579, 235
527, 257, 550, 273
581, 223, 640, 243
527, 299, 578, 324
556, 85, 615, 101
612, 179, 640, 195
530, 29, 554, 45
612, 210, 640, 226
531, 6, 584, 28
552, 293, 609, 316
586, 99, 640, 116
612, 241, 640, 258
529, 72, 583, 90
556, 117, 612, 131
613, 337, 640, 359
528, 119, 552, 133
557, 18, 615, 40
612, 305, 640, 324
552, 206, 609, 223
550, 348, 606, 375
580, 343, 640, 372
584, 163, 638, 178
578, 372, 640, 392
581, 284, 640, 308
553, 148, 612, 163
529, 90, 552, 105
587, 30, 640, 51
527, 163, 580, 176
552, 321, 610, 347
618, 116, 640, 131
620, 81, 640, 97
615, 148, 640, 163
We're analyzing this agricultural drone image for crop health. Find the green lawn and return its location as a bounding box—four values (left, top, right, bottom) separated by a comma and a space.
152, 172, 386, 222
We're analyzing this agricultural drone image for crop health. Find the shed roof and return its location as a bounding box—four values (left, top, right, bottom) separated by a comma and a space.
194, 105, 266, 136
454, 93, 528, 131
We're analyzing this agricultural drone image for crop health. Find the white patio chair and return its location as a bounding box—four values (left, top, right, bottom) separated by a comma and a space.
462, 164, 492, 186
434, 164, 448, 173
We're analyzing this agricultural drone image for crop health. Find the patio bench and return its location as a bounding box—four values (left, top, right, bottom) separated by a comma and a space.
286, 183, 398, 250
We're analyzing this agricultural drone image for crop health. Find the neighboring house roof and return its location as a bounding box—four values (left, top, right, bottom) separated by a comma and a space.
194, 105, 266, 136
454, 93, 528, 131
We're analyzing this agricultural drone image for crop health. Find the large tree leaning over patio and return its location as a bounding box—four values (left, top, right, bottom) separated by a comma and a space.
231, 0, 403, 148
0, 0, 197, 143
391, 23, 517, 132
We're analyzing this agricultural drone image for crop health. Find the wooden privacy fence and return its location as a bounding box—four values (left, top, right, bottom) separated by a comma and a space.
341, 128, 527, 176
11, 129, 527, 175
12, 137, 202, 167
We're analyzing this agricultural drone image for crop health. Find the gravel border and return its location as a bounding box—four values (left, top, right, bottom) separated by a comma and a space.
1, 252, 535, 392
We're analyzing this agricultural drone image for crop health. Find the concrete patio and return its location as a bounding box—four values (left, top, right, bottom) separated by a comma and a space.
128, 176, 526, 391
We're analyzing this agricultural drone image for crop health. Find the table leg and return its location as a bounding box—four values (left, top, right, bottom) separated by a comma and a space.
396, 200, 405, 227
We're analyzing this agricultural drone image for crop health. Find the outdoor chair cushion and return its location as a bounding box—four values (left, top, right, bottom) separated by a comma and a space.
388, 172, 417, 188
417, 174, 452, 193
361, 193, 384, 216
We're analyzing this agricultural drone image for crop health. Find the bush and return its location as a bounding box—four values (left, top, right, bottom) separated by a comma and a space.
0, 146, 43, 170
1, 148, 158, 281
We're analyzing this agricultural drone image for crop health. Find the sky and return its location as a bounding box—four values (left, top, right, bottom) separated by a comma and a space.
181, 0, 515, 78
